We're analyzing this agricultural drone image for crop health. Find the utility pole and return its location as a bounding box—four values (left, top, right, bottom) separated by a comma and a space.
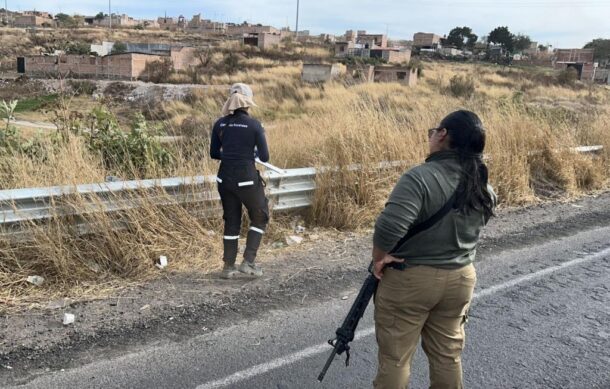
4, 0, 8, 26
295, 0, 300, 38
108, 0, 111, 30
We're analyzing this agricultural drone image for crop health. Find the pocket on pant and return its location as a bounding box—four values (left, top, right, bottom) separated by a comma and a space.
374, 306, 399, 360
235, 166, 259, 188
257, 170, 266, 188
459, 266, 477, 287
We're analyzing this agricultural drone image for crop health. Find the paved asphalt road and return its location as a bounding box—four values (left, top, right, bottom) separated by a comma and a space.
7, 226, 610, 389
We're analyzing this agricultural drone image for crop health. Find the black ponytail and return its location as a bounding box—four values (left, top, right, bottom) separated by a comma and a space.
440, 110, 494, 220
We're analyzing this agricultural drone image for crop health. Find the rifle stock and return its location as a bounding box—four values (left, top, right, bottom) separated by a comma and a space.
318, 265, 378, 382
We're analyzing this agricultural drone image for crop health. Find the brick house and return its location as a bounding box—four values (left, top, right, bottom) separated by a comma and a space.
553, 49, 595, 81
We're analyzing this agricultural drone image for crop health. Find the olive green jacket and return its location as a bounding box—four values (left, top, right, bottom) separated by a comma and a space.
373, 150, 496, 268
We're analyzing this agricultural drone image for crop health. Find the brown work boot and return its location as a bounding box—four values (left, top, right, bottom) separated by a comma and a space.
238, 261, 263, 277
221, 264, 238, 279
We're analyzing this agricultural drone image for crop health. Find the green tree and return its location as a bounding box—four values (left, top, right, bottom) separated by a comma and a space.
538, 44, 548, 52
446, 26, 478, 50
111, 42, 127, 54
488, 26, 514, 52
55, 13, 75, 28
94, 12, 105, 21
55, 13, 83, 28
65, 41, 91, 55
466, 34, 479, 50
513, 34, 532, 52
584, 38, 610, 60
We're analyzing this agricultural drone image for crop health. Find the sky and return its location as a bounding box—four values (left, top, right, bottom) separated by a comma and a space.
7, 0, 610, 47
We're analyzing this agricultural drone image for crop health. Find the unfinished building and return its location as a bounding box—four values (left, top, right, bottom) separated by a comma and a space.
227, 23, 279, 36
356, 33, 388, 49
243, 33, 281, 50
344, 30, 357, 42
302, 64, 344, 83
334, 41, 357, 57
18, 53, 163, 80
187, 14, 227, 34
374, 67, 418, 86
370, 48, 411, 64
553, 49, 595, 81
346, 64, 418, 86
347, 64, 375, 83
157, 15, 187, 31
14, 12, 55, 27
413, 33, 442, 50
17, 47, 200, 80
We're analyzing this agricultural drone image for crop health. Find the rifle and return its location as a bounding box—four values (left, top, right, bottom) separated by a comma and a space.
317, 263, 378, 382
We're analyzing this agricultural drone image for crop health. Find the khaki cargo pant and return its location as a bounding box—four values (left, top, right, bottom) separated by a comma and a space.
373, 264, 476, 389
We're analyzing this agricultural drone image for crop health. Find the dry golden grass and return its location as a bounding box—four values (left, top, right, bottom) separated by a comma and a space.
1, 60, 609, 310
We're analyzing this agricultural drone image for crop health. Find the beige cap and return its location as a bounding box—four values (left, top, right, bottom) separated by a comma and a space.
221, 83, 257, 116
230, 83, 255, 100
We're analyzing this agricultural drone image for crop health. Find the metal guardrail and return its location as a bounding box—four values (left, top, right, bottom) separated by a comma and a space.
0, 166, 318, 233
0, 145, 604, 234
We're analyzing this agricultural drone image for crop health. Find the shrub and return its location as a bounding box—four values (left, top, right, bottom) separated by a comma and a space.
340, 56, 387, 66
111, 42, 127, 54
223, 53, 241, 75
143, 58, 174, 83
178, 116, 210, 138
407, 59, 424, 77
68, 80, 97, 96
86, 108, 172, 177
104, 82, 135, 100
448, 74, 476, 98
65, 41, 91, 55
0, 99, 46, 160
557, 68, 579, 87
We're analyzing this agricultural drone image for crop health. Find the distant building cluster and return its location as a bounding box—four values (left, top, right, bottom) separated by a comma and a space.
4, 7, 608, 85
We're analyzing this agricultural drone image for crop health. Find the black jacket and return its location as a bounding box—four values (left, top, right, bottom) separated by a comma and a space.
210, 110, 269, 163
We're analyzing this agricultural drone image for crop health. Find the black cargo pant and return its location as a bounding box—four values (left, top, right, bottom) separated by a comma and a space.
216, 161, 269, 265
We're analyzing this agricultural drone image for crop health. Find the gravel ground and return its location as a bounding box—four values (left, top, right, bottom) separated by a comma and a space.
1, 192, 609, 386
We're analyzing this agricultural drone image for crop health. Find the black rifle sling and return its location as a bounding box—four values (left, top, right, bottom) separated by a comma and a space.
389, 191, 458, 255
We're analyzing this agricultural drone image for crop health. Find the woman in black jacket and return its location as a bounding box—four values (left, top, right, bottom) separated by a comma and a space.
210, 83, 269, 279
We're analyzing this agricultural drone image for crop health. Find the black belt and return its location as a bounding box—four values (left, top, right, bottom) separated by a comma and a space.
386, 261, 408, 271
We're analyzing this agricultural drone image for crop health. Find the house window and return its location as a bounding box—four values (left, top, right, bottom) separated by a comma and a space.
397, 72, 407, 80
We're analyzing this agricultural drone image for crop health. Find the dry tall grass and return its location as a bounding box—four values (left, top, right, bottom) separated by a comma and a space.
1, 60, 608, 310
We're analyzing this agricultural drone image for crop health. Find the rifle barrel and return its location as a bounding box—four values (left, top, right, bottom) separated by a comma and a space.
317, 347, 338, 382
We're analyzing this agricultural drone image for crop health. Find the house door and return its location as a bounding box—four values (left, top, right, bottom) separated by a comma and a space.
17, 57, 25, 73
567, 63, 583, 79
